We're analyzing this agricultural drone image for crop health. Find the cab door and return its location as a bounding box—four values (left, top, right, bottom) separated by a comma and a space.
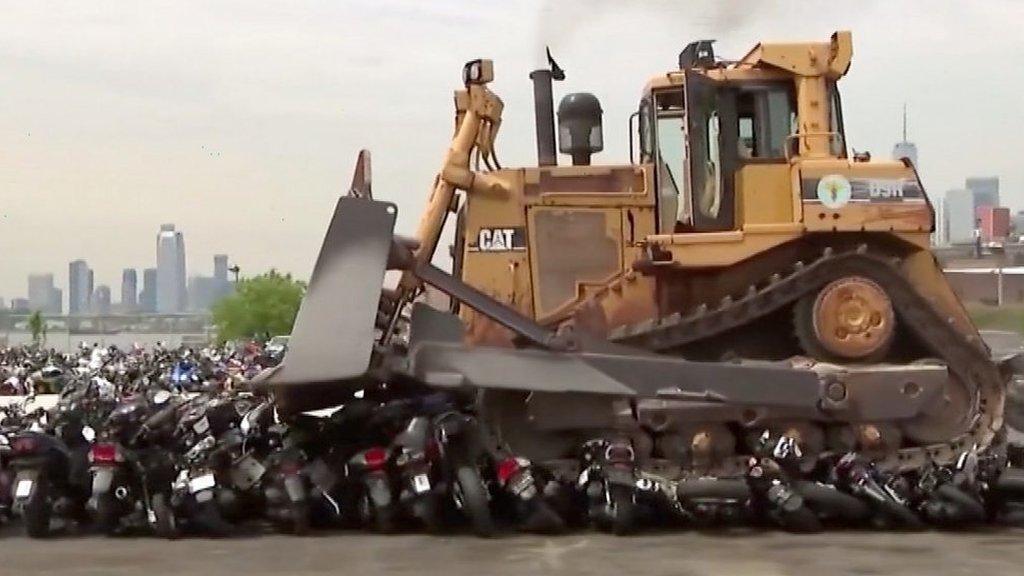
685, 71, 738, 232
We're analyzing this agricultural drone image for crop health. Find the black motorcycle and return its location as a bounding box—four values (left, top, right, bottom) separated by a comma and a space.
88, 392, 179, 536
431, 410, 494, 537
577, 437, 645, 535
9, 409, 93, 538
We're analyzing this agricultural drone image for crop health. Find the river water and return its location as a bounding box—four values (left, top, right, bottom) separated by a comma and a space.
1, 331, 211, 351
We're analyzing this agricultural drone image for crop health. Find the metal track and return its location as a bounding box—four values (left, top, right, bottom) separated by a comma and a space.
603, 246, 1004, 472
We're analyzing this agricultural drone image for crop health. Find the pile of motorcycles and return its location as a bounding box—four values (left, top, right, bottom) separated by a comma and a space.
0, 367, 566, 538
5, 345, 1024, 538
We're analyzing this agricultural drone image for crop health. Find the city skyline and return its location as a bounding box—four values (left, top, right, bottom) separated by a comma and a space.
2, 223, 234, 314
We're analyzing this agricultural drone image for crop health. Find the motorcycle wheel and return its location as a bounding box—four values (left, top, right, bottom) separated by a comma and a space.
360, 494, 397, 533
94, 494, 121, 536
453, 465, 494, 538
290, 502, 310, 536
193, 500, 234, 537
23, 478, 52, 539
151, 494, 178, 540
779, 505, 822, 533
606, 485, 638, 536
874, 497, 925, 530
413, 495, 444, 534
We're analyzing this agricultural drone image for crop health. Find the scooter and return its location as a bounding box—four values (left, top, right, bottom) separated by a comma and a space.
9, 409, 93, 538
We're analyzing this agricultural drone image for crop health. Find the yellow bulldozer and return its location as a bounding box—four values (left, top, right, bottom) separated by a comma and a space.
267, 32, 1016, 486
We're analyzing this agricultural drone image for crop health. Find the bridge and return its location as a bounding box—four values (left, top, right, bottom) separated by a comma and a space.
0, 312, 211, 334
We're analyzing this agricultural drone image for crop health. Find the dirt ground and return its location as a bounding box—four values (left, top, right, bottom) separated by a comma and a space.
3, 527, 1024, 576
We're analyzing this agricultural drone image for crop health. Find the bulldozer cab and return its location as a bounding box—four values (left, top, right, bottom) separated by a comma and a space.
643, 42, 848, 236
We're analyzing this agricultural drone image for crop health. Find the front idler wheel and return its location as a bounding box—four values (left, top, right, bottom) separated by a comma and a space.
795, 276, 895, 362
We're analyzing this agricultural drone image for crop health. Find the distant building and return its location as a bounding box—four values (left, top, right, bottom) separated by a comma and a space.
156, 224, 187, 313
187, 255, 234, 311
214, 254, 229, 282
966, 177, 1000, 211
944, 189, 976, 245
891, 104, 918, 167
27, 273, 61, 315
68, 259, 93, 315
932, 198, 946, 246
139, 268, 158, 313
51, 288, 62, 315
1013, 211, 1024, 239
10, 298, 30, 313
121, 268, 138, 309
976, 206, 1010, 244
93, 285, 112, 315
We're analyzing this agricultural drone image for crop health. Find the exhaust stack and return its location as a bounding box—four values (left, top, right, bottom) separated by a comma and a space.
529, 48, 565, 167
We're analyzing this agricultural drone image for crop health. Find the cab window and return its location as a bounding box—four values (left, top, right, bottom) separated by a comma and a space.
652, 89, 687, 232
828, 82, 847, 158
735, 85, 796, 160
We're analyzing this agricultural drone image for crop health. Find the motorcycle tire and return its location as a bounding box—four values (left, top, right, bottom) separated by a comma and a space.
94, 494, 121, 536
874, 497, 925, 530
193, 501, 234, 537
290, 502, 310, 536
518, 498, 565, 534
151, 493, 178, 540
607, 485, 638, 536
454, 465, 494, 538
414, 495, 444, 534
778, 505, 822, 533
792, 481, 871, 524
23, 478, 52, 539
357, 490, 397, 533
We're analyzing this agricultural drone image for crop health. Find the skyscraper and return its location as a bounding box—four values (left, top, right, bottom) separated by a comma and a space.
68, 259, 93, 315
932, 198, 946, 247
187, 255, 235, 311
51, 288, 62, 315
27, 273, 61, 315
93, 285, 112, 315
944, 189, 975, 245
121, 268, 138, 309
156, 224, 187, 313
214, 254, 228, 282
140, 268, 158, 313
891, 104, 918, 167
966, 177, 1000, 211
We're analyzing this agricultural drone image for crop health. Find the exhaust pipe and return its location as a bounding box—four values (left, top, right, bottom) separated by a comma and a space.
529, 48, 565, 168
529, 69, 557, 167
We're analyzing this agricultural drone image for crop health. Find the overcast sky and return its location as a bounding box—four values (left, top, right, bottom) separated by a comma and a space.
1, 0, 1022, 303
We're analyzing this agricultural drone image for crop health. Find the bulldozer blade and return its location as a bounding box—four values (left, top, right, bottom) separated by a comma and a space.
265, 196, 396, 391
347, 149, 373, 199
